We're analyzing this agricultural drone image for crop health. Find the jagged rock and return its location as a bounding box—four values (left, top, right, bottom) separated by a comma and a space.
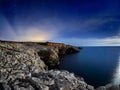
0, 40, 80, 67
0, 41, 47, 84
0, 40, 91, 90
1, 40, 119, 90
45, 42, 80, 55
0, 70, 94, 90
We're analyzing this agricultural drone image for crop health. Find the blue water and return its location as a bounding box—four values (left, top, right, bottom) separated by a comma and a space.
58, 47, 120, 87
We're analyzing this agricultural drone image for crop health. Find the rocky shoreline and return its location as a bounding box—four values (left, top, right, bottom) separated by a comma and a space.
0, 40, 120, 90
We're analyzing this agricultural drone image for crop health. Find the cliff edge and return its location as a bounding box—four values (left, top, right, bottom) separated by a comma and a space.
0, 40, 80, 67
0, 40, 119, 90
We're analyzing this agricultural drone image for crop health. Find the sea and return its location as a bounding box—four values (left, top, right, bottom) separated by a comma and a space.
58, 46, 120, 87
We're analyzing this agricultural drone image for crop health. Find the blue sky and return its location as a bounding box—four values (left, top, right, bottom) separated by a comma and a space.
0, 0, 120, 46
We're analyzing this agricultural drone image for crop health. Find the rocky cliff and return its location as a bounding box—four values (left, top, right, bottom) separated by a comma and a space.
0, 70, 94, 90
0, 41, 80, 67
0, 40, 120, 90
0, 40, 92, 90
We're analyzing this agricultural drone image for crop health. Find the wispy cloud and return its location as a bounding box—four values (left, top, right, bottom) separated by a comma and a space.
52, 30, 120, 46
12, 28, 58, 41
60, 17, 110, 32
0, 14, 16, 40
0, 14, 59, 41
1, 27, 59, 41
0, 12, 120, 44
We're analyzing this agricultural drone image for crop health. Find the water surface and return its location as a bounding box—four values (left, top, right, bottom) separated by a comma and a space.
58, 46, 120, 87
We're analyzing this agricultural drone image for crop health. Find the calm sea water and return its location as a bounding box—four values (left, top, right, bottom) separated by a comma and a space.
58, 46, 120, 87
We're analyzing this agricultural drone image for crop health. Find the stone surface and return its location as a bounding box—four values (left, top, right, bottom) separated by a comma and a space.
0, 40, 120, 90
95, 84, 120, 90
0, 40, 80, 67
0, 70, 94, 90
0, 41, 47, 85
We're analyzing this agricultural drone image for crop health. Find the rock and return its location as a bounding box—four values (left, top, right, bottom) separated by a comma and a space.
106, 85, 120, 90
1, 40, 120, 90
95, 86, 106, 90
87, 85, 94, 90
105, 84, 112, 89
95, 84, 120, 90
0, 41, 47, 84
45, 42, 80, 55
0, 83, 11, 90
38, 48, 60, 66
0, 70, 94, 90
0, 40, 81, 67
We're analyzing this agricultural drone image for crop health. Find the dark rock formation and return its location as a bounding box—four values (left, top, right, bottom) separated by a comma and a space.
45, 42, 80, 55
38, 48, 60, 66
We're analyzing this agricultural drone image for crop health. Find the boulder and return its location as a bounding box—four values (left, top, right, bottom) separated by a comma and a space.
0, 70, 94, 90
95, 84, 120, 90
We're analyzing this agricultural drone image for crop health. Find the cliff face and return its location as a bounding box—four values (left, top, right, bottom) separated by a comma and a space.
1, 40, 93, 90
0, 40, 119, 90
0, 41, 80, 67
0, 41, 47, 85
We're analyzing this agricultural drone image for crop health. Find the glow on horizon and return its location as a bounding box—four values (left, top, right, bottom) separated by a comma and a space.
0, 14, 120, 45
0, 14, 59, 42
0, 14, 58, 42
0, 28, 57, 42
12, 28, 57, 41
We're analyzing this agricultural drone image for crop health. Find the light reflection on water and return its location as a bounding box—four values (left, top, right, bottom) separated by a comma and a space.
112, 54, 120, 85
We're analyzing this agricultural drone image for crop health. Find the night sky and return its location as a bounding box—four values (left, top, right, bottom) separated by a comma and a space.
0, 0, 120, 46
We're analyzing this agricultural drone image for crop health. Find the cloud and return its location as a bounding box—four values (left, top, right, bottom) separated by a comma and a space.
12, 28, 58, 41
0, 14, 16, 40
16, 11, 118, 36
61, 17, 110, 31
52, 30, 120, 46
1, 27, 59, 42
0, 12, 120, 44
0, 14, 59, 41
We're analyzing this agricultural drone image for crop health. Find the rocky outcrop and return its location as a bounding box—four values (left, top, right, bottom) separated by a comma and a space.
0, 40, 80, 67
0, 40, 86, 90
0, 42, 47, 84
44, 42, 80, 55
38, 48, 60, 66
0, 40, 119, 90
95, 84, 120, 90
37, 42, 80, 66
0, 70, 94, 90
